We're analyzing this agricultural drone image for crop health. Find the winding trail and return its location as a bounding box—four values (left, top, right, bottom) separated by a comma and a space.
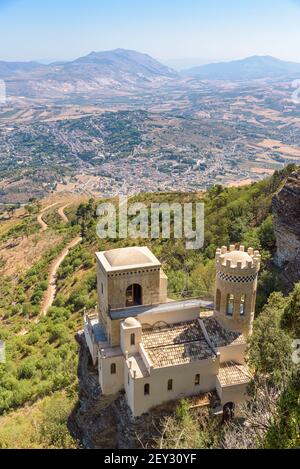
57, 203, 71, 223
37, 202, 59, 231
41, 236, 82, 316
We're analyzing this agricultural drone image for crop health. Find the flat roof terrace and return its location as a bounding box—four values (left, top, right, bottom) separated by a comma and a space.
110, 298, 214, 320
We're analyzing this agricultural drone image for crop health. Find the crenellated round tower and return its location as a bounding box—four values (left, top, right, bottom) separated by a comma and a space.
214, 245, 261, 337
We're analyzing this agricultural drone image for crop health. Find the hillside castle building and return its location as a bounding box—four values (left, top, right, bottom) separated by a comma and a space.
83, 245, 261, 417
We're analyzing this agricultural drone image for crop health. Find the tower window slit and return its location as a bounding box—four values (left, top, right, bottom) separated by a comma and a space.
226, 294, 234, 316
240, 294, 246, 316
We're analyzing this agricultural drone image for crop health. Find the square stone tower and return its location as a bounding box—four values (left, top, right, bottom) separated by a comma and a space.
96, 246, 168, 345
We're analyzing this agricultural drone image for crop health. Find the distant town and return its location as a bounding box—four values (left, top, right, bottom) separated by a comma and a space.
0, 52, 299, 204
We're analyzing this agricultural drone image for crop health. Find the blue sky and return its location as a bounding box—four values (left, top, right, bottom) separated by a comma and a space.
0, 0, 300, 64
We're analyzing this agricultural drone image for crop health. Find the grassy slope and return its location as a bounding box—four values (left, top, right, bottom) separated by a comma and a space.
0, 391, 77, 449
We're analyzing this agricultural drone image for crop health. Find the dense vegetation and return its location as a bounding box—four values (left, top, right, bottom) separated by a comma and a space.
0, 165, 299, 448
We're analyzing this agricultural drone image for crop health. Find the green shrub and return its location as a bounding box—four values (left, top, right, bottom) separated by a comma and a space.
17, 359, 36, 380
48, 324, 67, 344
26, 332, 39, 345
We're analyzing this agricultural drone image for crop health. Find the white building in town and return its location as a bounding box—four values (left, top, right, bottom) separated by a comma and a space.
83, 245, 261, 417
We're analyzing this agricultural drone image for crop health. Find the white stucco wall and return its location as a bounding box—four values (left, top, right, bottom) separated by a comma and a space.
216, 379, 249, 406
120, 322, 142, 355
99, 354, 124, 395
84, 324, 98, 365
125, 357, 220, 417
139, 306, 200, 327
217, 343, 247, 365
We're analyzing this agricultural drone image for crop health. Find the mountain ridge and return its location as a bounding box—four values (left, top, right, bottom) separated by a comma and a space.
1, 51, 300, 98
0, 49, 178, 98
181, 55, 300, 80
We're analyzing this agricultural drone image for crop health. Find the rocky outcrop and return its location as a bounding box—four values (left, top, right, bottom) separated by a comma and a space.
272, 169, 300, 291
68, 333, 131, 449
68, 333, 162, 449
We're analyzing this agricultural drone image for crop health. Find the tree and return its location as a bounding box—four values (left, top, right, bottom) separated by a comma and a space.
38, 395, 77, 448
25, 204, 35, 216
7, 205, 16, 218
153, 400, 221, 449
248, 292, 292, 385
258, 215, 276, 251
281, 282, 300, 337
222, 377, 281, 449
263, 372, 300, 449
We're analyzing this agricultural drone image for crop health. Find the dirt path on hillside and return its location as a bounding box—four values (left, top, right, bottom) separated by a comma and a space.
40, 236, 82, 316
37, 202, 59, 231
57, 203, 71, 223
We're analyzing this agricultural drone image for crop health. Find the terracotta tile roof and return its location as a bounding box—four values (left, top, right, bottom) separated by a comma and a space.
201, 316, 245, 347
217, 362, 252, 387
146, 341, 215, 367
142, 320, 216, 368
142, 320, 204, 348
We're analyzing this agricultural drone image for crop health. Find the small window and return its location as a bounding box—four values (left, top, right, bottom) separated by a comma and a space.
101, 283, 104, 294
111, 363, 116, 374
226, 294, 234, 317
130, 333, 135, 346
195, 374, 200, 386
240, 294, 246, 316
144, 383, 150, 395
128, 373, 130, 385
167, 379, 173, 391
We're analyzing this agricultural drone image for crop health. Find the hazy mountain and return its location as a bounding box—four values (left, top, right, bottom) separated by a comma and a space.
162, 57, 213, 71
3, 52, 299, 100
182, 55, 300, 80
0, 60, 47, 77
0, 49, 178, 98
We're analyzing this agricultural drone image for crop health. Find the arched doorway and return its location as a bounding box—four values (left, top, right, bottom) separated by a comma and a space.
126, 284, 142, 307
222, 402, 235, 423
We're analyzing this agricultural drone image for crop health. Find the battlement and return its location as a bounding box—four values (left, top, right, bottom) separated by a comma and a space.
215, 245, 261, 274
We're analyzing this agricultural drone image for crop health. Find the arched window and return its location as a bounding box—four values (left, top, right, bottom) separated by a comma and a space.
240, 294, 246, 316
144, 383, 150, 395
130, 333, 135, 346
126, 284, 142, 307
216, 289, 221, 312
111, 363, 116, 374
195, 374, 200, 386
226, 294, 234, 317
167, 379, 173, 391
